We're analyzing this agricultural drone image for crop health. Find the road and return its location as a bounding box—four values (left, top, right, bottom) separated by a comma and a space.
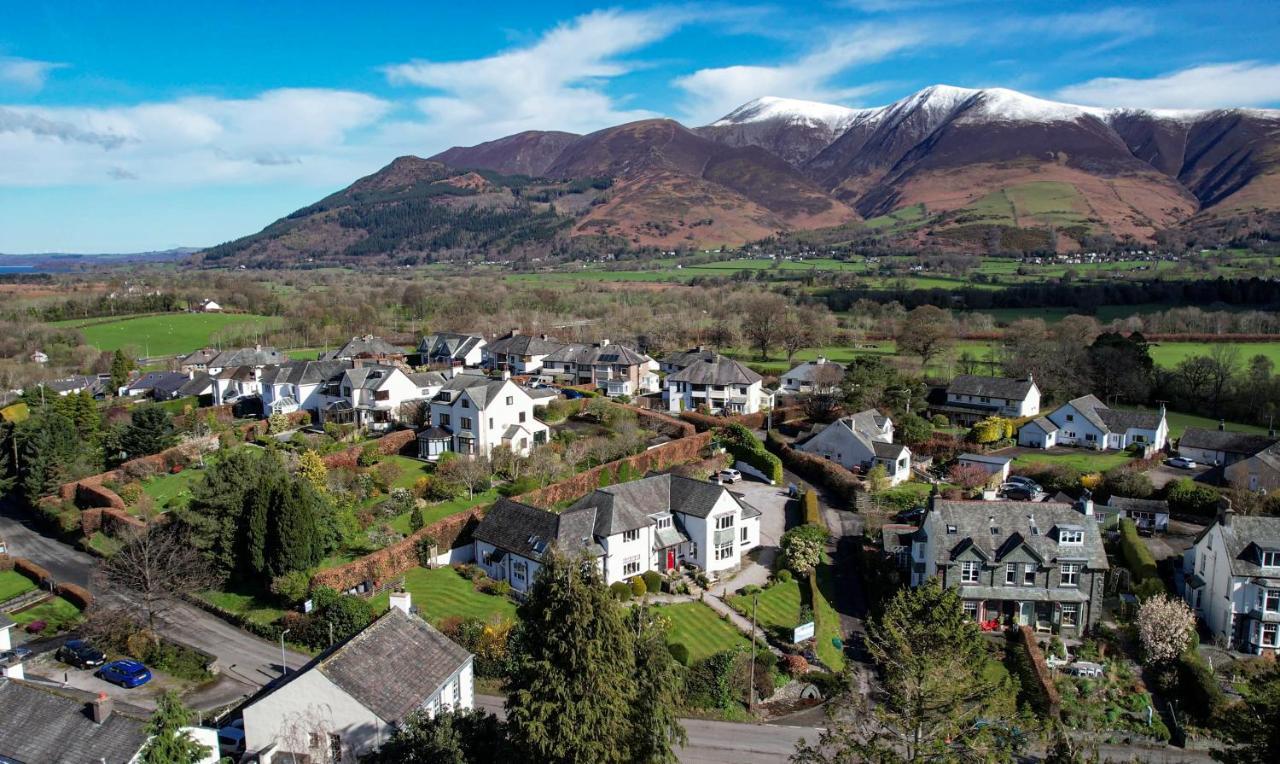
477, 694, 819, 763
0, 496, 304, 709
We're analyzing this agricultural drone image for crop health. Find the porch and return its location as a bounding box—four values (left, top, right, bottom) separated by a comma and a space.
960, 589, 1089, 635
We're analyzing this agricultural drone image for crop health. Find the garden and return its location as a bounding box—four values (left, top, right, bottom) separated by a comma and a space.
0, 570, 36, 603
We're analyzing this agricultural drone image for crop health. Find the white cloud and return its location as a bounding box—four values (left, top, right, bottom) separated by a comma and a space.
1056, 61, 1280, 109
380, 9, 683, 148
0, 56, 66, 90
673, 25, 929, 124
0, 88, 391, 187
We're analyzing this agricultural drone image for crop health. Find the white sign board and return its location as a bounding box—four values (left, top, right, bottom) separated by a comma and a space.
793, 621, 815, 643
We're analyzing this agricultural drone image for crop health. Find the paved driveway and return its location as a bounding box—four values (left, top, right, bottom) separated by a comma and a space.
1144, 460, 1214, 490
713, 477, 790, 593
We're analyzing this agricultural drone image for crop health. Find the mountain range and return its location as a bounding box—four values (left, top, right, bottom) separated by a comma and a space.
204, 85, 1280, 264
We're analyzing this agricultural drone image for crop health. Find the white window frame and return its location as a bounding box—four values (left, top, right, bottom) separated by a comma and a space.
715, 515, 734, 530
960, 561, 980, 584
1061, 603, 1079, 627
623, 556, 641, 576
1023, 564, 1036, 586
1261, 551, 1280, 568
714, 539, 734, 561
1004, 563, 1017, 585
1060, 530, 1084, 545
1060, 563, 1081, 587
962, 601, 979, 620
623, 528, 640, 543
1262, 623, 1279, 648
512, 560, 528, 583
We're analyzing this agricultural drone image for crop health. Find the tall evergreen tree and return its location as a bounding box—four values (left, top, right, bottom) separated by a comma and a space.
362, 708, 505, 763
18, 411, 79, 506
506, 551, 639, 764
628, 605, 687, 764
120, 405, 176, 458
269, 479, 323, 576
138, 691, 211, 764
109, 349, 132, 393
181, 447, 262, 576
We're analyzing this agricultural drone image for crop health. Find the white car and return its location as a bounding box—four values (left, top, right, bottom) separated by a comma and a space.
1167, 456, 1198, 470
717, 468, 742, 484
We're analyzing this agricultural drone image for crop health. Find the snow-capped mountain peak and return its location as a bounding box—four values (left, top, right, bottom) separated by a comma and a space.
711, 96, 869, 131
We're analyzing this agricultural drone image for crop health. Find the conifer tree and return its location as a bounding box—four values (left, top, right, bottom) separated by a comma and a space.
628, 605, 687, 764
109, 349, 132, 392
138, 691, 210, 764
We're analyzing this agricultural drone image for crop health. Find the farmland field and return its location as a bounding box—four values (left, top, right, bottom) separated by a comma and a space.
1147, 342, 1280, 369
49, 312, 280, 356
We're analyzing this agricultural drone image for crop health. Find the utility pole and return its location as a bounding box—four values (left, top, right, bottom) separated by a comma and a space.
280, 629, 291, 675
747, 593, 759, 713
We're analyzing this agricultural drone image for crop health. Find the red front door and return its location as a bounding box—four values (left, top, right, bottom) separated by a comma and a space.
666, 550, 675, 571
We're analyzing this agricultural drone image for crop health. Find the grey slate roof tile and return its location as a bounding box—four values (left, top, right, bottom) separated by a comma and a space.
948, 374, 1035, 400
0, 678, 150, 763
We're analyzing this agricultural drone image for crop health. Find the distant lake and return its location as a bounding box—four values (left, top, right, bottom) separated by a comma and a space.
0, 265, 37, 274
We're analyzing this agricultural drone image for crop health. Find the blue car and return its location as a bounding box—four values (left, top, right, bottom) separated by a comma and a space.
97, 660, 152, 688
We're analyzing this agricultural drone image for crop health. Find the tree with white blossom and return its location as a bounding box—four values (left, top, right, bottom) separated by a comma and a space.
1137, 593, 1195, 665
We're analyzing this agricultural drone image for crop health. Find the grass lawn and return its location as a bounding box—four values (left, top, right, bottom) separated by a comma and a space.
811, 562, 846, 672
378, 455, 432, 491
1148, 341, 1280, 369
1122, 406, 1271, 440
48, 312, 280, 356
139, 467, 206, 512
1011, 451, 1134, 473
199, 589, 288, 627
86, 533, 123, 557
386, 488, 500, 536
727, 580, 801, 641
655, 601, 753, 663
0, 570, 36, 602
11, 596, 82, 632
369, 566, 518, 625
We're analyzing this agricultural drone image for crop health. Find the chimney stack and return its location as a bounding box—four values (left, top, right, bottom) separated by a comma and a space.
90, 692, 112, 724
927, 483, 939, 513
1079, 488, 1094, 517
816, 356, 827, 365
389, 591, 412, 615
1219, 497, 1234, 528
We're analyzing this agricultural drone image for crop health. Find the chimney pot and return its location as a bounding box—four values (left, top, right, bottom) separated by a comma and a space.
90, 693, 113, 724
1219, 497, 1234, 527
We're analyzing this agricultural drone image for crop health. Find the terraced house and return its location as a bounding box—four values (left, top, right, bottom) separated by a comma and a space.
472, 474, 762, 590
910, 495, 1108, 635
539, 339, 658, 396
1183, 505, 1280, 655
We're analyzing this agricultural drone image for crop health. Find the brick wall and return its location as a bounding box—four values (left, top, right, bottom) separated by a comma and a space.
322, 429, 419, 469
679, 405, 804, 432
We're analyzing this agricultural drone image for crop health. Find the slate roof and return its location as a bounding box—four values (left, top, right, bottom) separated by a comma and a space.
126, 370, 188, 393
1106, 496, 1169, 515
1214, 515, 1280, 578
179, 347, 220, 366
666, 355, 762, 386
437, 372, 509, 409
959, 453, 1013, 466
1179, 427, 1278, 456
1026, 416, 1058, 434
311, 608, 471, 723
177, 372, 214, 397
418, 332, 485, 360
948, 374, 1035, 400
260, 360, 351, 387
473, 498, 605, 560
207, 345, 287, 368
408, 371, 446, 389
486, 332, 565, 357
925, 499, 1108, 570
873, 441, 908, 459
544, 343, 650, 367
659, 347, 718, 370
1061, 395, 1163, 433
342, 365, 400, 391
44, 375, 98, 394
322, 335, 404, 360
0, 678, 151, 764
881, 523, 918, 552
569, 473, 749, 538
782, 358, 846, 384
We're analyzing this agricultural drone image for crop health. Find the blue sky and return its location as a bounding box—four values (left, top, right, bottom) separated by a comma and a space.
2, 0, 1278, 253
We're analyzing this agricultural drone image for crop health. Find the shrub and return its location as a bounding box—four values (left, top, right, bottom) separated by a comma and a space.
1166, 478, 1221, 517
780, 524, 828, 576
415, 535, 438, 567
1174, 652, 1226, 726
783, 654, 809, 676
270, 570, 312, 605
802, 489, 823, 527
1119, 519, 1159, 585
1103, 468, 1154, 500
357, 442, 381, 468
718, 424, 782, 483
930, 414, 949, 428
487, 579, 513, 597
668, 642, 691, 667
740, 584, 762, 596
609, 581, 633, 601
642, 570, 662, 595
775, 569, 793, 584
630, 576, 647, 597
117, 482, 144, 505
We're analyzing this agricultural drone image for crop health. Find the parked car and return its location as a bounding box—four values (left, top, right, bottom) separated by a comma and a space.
1167, 456, 1198, 469
894, 507, 927, 524
57, 639, 105, 669
0, 647, 33, 663
1005, 475, 1043, 493
717, 468, 742, 484
97, 660, 152, 688
999, 484, 1041, 501
218, 719, 246, 757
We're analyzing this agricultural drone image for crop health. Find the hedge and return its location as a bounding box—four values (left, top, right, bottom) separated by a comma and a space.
718, 424, 782, 484
1119, 519, 1159, 584
1008, 626, 1061, 718
1175, 652, 1226, 726
766, 430, 860, 502
802, 490, 824, 529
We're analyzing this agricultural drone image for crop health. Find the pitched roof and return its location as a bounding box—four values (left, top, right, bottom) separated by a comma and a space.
666, 355, 762, 386
342, 365, 401, 392
208, 345, 287, 368
260, 360, 351, 387
322, 335, 403, 360
659, 347, 718, 369
485, 332, 565, 357
948, 374, 1035, 400
177, 372, 215, 397
418, 332, 485, 359
472, 498, 604, 559
544, 342, 650, 367
126, 370, 188, 392
569, 473, 747, 537
1179, 427, 1278, 456
437, 372, 510, 409
408, 371, 446, 388
926, 499, 1108, 570
312, 608, 471, 723
873, 440, 908, 459
782, 358, 846, 383
1026, 416, 1057, 434
1214, 515, 1280, 578
0, 678, 150, 763
1096, 407, 1163, 432
958, 453, 1012, 466
1106, 496, 1169, 514
44, 375, 99, 393
179, 347, 220, 365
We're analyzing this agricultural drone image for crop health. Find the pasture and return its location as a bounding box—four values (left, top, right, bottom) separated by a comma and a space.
49, 312, 279, 356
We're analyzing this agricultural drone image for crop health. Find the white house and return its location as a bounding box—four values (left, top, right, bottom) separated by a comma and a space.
419, 372, 549, 460
540, 341, 658, 396
1183, 505, 1280, 655
418, 332, 486, 368
204, 345, 290, 406
664, 355, 768, 415
957, 453, 1013, 484
482, 331, 566, 375
258, 360, 351, 418
1104, 496, 1170, 533
779, 357, 845, 395
323, 365, 436, 431
473, 475, 762, 588
795, 409, 911, 485
930, 374, 1040, 427
242, 598, 473, 762
1018, 396, 1167, 452
201, 299, 222, 312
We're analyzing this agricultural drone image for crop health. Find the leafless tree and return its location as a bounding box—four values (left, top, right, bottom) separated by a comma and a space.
95, 522, 221, 630
738, 292, 789, 360
896, 305, 956, 370
524, 446, 564, 488
435, 453, 492, 500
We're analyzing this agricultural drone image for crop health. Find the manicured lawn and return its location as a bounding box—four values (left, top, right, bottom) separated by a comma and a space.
727, 580, 801, 638
0, 570, 36, 602
199, 589, 287, 627
370, 566, 518, 626
386, 488, 500, 536
48, 312, 281, 356
1011, 451, 1134, 473
139, 467, 206, 511
1119, 406, 1270, 441
378, 455, 432, 491
811, 562, 846, 672
655, 602, 753, 663
10, 596, 82, 632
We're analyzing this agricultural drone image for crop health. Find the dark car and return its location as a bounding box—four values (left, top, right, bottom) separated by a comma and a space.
57, 639, 105, 669
1, 647, 33, 663
893, 507, 926, 524
97, 659, 152, 688
1000, 484, 1040, 501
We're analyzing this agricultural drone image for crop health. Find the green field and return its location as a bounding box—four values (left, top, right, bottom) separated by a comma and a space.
200, 588, 288, 626
370, 566, 518, 625
0, 570, 36, 602
728, 580, 802, 639
655, 601, 753, 663
1011, 451, 1134, 473
10, 596, 82, 632
1147, 342, 1280, 369
50, 312, 280, 356
1120, 406, 1271, 440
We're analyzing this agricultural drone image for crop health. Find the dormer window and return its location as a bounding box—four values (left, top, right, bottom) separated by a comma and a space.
960, 561, 980, 584
1059, 529, 1084, 545
990, 526, 1000, 536
1261, 550, 1280, 568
